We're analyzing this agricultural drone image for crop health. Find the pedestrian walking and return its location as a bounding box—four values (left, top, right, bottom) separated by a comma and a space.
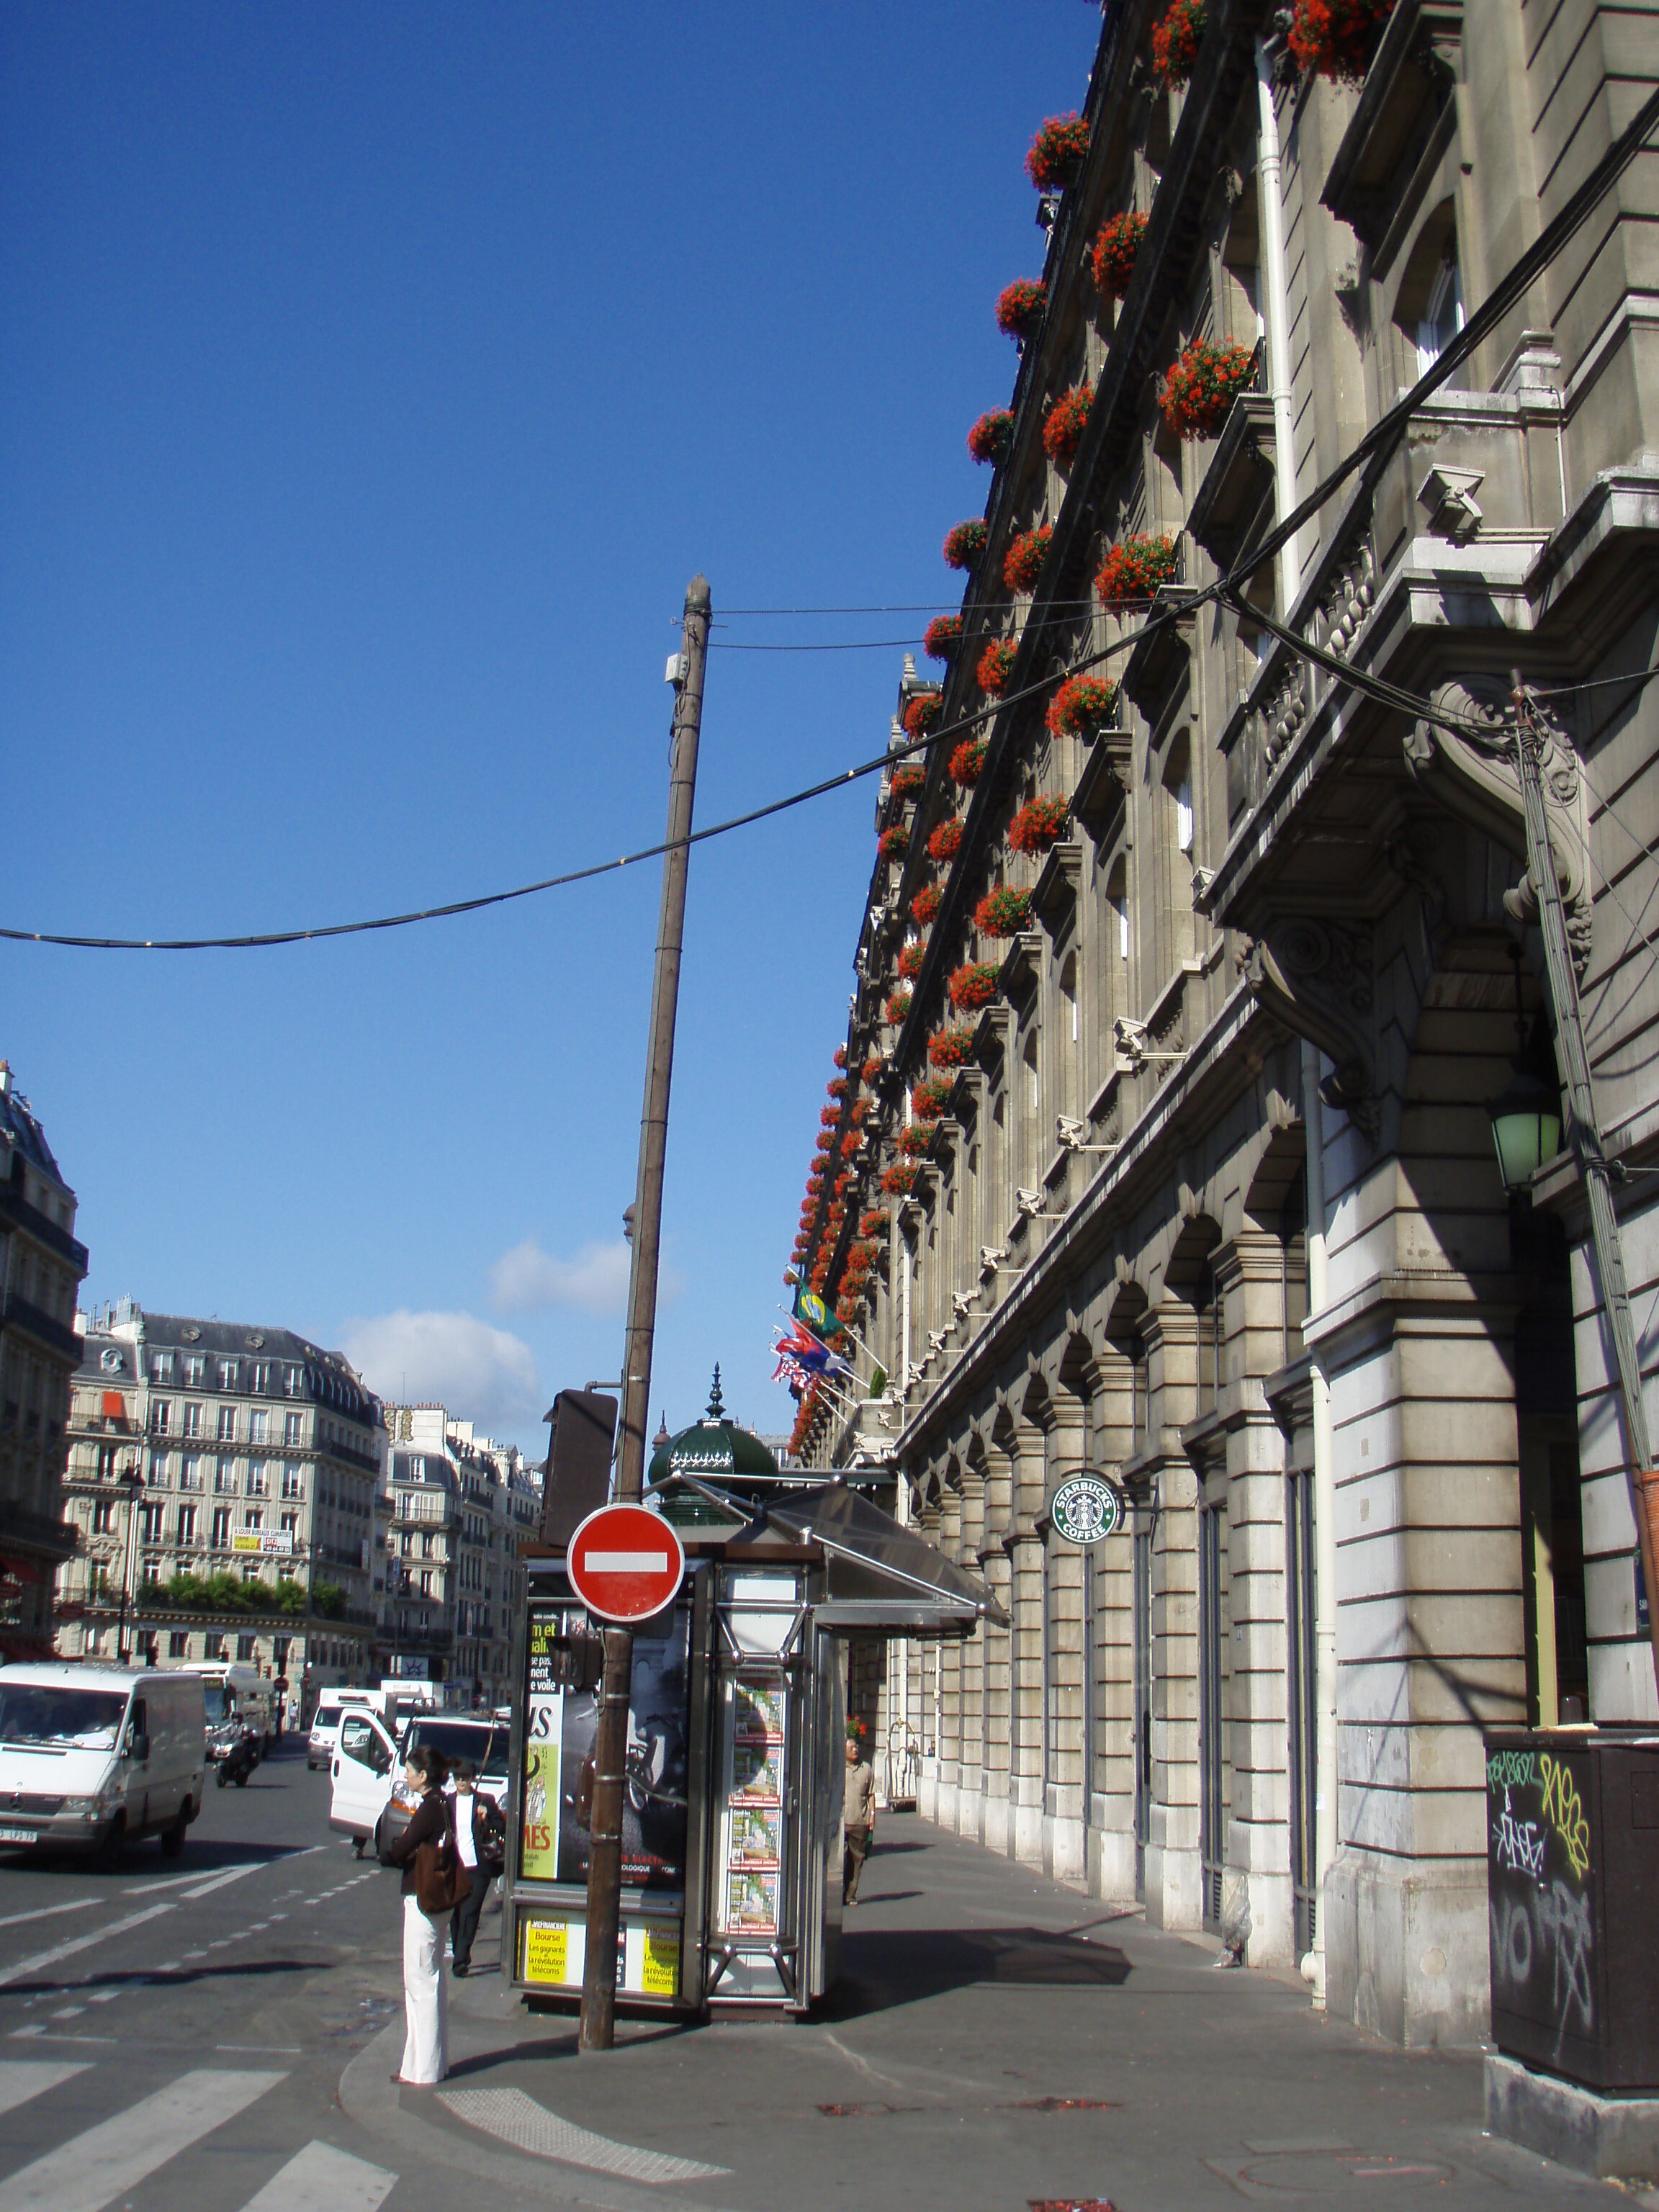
380, 1745, 468, 2084
842, 1730, 877, 1907
446, 1760, 506, 1977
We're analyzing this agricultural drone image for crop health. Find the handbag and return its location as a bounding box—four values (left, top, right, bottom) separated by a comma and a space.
414, 1800, 473, 1918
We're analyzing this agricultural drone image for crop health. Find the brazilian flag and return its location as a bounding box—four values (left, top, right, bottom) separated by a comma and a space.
793, 1285, 848, 1343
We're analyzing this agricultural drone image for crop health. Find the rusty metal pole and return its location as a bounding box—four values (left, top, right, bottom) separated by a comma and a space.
579, 575, 710, 2052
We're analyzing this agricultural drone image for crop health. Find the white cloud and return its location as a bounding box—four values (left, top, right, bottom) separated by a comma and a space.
340, 1309, 543, 1434
490, 1236, 682, 1315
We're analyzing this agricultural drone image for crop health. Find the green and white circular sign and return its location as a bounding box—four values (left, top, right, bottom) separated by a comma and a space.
1050, 1472, 1125, 1547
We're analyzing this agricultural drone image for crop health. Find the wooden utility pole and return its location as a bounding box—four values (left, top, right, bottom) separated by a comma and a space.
579, 574, 711, 2052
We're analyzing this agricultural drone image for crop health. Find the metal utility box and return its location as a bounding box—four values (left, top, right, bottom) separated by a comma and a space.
1485, 1727, 1659, 2090
500, 1430, 1003, 2018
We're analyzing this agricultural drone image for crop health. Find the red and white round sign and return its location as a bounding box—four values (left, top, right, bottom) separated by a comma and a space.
566, 1503, 685, 1624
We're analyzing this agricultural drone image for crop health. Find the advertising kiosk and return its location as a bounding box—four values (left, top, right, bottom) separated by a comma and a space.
500, 1401, 1003, 2017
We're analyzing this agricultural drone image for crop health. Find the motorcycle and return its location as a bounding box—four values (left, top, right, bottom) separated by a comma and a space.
212, 1723, 260, 1789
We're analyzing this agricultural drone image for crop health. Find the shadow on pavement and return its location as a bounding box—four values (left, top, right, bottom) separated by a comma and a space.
822, 1924, 1132, 2018
4, 1836, 323, 1878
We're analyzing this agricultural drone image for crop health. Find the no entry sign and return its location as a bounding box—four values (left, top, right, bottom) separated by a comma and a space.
567, 1503, 685, 1623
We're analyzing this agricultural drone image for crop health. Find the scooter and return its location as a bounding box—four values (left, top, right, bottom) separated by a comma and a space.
213, 1724, 260, 1789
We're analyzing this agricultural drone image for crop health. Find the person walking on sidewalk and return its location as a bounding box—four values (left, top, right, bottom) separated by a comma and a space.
842, 1731, 877, 1906
380, 1745, 459, 2085
447, 1760, 505, 1977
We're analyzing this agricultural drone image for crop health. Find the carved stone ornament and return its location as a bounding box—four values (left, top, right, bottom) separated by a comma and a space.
1244, 917, 1380, 1143
1403, 675, 1591, 971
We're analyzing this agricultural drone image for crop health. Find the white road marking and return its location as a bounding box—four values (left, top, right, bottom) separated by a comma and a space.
85, 1992, 120, 2005
0, 2067, 284, 2212
0, 2061, 89, 2115
234, 2139, 397, 2212
179, 1863, 266, 1901
124, 1865, 256, 1895
48, 2009, 84, 2021
0, 1905, 175, 1992
0, 1899, 98, 1933
215, 2044, 301, 2054
6, 2028, 45, 2040
437, 2085, 730, 2182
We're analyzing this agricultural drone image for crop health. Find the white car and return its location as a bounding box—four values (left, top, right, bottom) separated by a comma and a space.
328, 1709, 508, 1858
307, 1699, 345, 1772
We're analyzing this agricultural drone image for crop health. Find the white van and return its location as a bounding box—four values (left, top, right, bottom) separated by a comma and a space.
329, 1708, 508, 1856
0, 1663, 206, 1859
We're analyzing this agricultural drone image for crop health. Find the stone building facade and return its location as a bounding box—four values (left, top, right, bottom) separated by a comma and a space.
60, 1302, 385, 1696
0, 1063, 89, 1658
794, 0, 1659, 2051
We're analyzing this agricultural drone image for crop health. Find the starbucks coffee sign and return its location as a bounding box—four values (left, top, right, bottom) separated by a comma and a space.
1049, 1472, 1125, 1547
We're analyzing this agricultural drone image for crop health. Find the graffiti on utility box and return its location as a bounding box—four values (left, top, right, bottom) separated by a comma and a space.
1486, 1743, 1597, 2063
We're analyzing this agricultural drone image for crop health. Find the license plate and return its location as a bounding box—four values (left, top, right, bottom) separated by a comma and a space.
0, 1827, 35, 1844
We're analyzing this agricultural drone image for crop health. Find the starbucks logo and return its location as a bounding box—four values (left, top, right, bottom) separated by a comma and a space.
1050, 1473, 1124, 1547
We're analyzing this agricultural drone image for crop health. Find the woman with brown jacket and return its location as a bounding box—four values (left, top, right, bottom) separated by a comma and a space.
380, 1745, 457, 2084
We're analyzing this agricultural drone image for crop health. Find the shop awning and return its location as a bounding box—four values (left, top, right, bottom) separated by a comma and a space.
757, 1483, 1010, 1635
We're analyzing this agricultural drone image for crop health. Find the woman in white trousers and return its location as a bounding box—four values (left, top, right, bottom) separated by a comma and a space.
382, 1746, 452, 2084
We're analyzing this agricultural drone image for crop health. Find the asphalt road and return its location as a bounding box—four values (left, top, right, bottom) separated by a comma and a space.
0, 1736, 436, 2212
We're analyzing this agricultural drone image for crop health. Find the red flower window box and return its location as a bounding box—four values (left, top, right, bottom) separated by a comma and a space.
911, 1077, 956, 1123
902, 691, 943, 737
924, 614, 963, 662
949, 738, 988, 787
1092, 210, 1148, 300
1287, 0, 1392, 81
1004, 526, 1051, 594
974, 886, 1033, 938
878, 824, 909, 862
1025, 114, 1089, 190
1043, 385, 1093, 466
1095, 533, 1179, 609
832, 1045, 848, 1070
1152, 0, 1207, 87
995, 279, 1046, 341
881, 1163, 919, 1196
927, 818, 964, 863
911, 883, 943, 926
827, 1075, 848, 1099
884, 990, 912, 1025
891, 762, 927, 802
861, 1056, 883, 1084
896, 939, 928, 981
928, 1026, 976, 1069
943, 519, 989, 571
850, 1098, 871, 1125
820, 1105, 841, 1128
968, 410, 1015, 466
977, 638, 1020, 696
859, 1210, 889, 1238
1159, 338, 1256, 439
949, 962, 1002, 1012
1009, 794, 1069, 854
897, 1125, 933, 1159
1046, 673, 1120, 739
815, 1130, 836, 1153
839, 1132, 861, 1157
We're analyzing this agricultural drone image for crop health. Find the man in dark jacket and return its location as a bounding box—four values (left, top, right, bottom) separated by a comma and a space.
447, 1760, 505, 1976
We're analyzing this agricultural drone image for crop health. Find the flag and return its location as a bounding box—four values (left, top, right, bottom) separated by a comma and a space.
793, 1286, 849, 1344
771, 1349, 814, 1392
776, 1319, 855, 1384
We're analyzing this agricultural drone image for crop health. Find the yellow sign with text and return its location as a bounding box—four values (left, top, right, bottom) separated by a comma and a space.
523, 1921, 571, 1986
637, 1928, 678, 1997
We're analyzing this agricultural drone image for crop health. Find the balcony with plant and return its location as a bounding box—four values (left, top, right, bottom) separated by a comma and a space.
1004, 526, 1052, 594
996, 279, 1046, 342
1091, 210, 1148, 300
943, 518, 989, 571
1025, 113, 1089, 190
1046, 673, 1119, 739
1094, 533, 1179, 610
1159, 338, 1256, 439
974, 886, 1034, 938
976, 638, 1020, 696
968, 410, 1015, 466
1043, 385, 1092, 466
1008, 795, 1069, 855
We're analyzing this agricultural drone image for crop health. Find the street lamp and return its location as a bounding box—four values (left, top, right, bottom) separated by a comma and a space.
114, 1457, 145, 1663
1488, 945, 1563, 1195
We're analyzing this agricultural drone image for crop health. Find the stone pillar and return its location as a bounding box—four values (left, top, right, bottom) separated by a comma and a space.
979, 1436, 1015, 1855
1043, 1392, 1089, 1887
1145, 1299, 1203, 1930
932, 1477, 962, 1830
958, 1447, 991, 1844
1007, 1417, 1048, 1867
1089, 1341, 1139, 1901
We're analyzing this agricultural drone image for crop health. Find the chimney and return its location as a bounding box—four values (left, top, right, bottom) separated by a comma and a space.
0, 1061, 11, 1097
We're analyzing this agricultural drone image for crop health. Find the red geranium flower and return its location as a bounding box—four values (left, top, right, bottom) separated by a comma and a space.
820, 1105, 840, 1128
968, 410, 1015, 466
977, 638, 1020, 696
891, 762, 927, 801
832, 1045, 848, 1070
948, 962, 1002, 1012
903, 691, 944, 737
897, 1125, 933, 1159
1092, 211, 1149, 300
1151, 0, 1208, 86
884, 990, 912, 1025
859, 1209, 889, 1238
1008, 795, 1069, 855
1046, 673, 1120, 739
995, 279, 1046, 341
911, 883, 943, 925
1043, 385, 1092, 466
924, 614, 963, 662
896, 938, 928, 980
1159, 338, 1256, 438
1095, 534, 1179, 609
928, 1026, 976, 1069
943, 519, 989, 570
927, 818, 963, 862
1287, 0, 1391, 80
949, 738, 988, 787
911, 1077, 956, 1122
1025, 114, 1089, 190
881, 1163, 919, 1196
878, 824, 909, 861
975, 886, 1033, 938
1004, 526, 1051, 594
861, 1056, 883, 1084
839, 1132, 862, 1157
827, 1075, 848, 1098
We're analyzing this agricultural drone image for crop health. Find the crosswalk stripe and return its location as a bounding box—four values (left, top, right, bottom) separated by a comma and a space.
235, 2139, 397, 2212
0, 2062, 89, 2117
0, 2067, 284, 2212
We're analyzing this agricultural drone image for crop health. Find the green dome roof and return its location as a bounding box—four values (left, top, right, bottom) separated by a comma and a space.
647, 1367, 780, 1487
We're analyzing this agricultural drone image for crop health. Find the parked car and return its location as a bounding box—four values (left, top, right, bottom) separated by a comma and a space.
328, 1707, 508, 1857
307, 1699, 345, 1771
0, 1663, 205, 1859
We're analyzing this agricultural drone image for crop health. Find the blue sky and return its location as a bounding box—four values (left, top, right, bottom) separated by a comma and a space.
1, 2, 1102, 1452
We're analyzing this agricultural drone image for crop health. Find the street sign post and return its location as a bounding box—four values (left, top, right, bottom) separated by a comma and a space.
567, 1503, 685, 1624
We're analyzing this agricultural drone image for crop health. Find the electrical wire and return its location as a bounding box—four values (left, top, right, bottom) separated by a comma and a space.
10, 81, 1659, 958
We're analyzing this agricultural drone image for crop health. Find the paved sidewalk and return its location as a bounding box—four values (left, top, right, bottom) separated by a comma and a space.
341, 1815, 1621, 2211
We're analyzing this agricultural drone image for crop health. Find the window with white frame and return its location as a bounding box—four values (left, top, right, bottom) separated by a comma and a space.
284, 1411, 303, 1445
282, 1463, 303, 1500
184, 1355, 204, 1387
217, 1360, 238, 1390
177, 1503, 197, 1545
283, 1364, 302, 1397
150, 1352, 174, 1384
150, 1401, 171, 1435
149, 1452, 170, 1487
180, 1455, 202, 1491
217, 1406, 237, 1442
247, 1462, 269, 1497
182, 1401, 202, 1439
250, 1408, 269, 1444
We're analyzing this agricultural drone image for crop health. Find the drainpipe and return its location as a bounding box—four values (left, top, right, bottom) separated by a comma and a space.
1301, 1039, 1336, 2005
1256, 44, 1303, 612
